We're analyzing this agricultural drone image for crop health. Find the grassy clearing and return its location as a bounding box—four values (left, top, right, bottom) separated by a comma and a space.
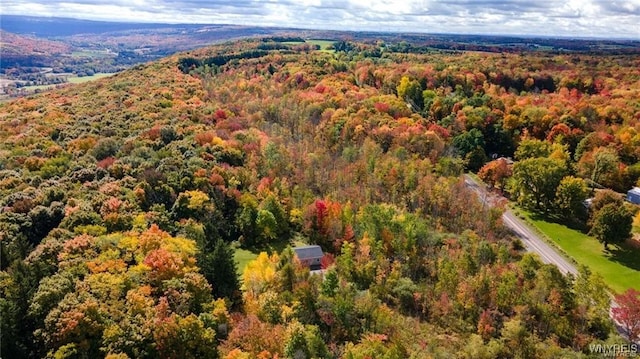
308, 39, 336, 53
281, 41, 306, 46
517, 208, 640, 293
17, 73, 115, 93
307, 39, 335, 50
281, 39, 336, 53
68, 73, 114, 83
71, 50, 114, 58
21, 84, 57, 91
233, 247, 258, 275
232, 234, 309, 275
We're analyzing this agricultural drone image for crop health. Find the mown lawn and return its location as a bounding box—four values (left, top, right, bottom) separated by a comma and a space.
233, 247, 258, 276
232, 235, 308, 275
517, 209, 640, 293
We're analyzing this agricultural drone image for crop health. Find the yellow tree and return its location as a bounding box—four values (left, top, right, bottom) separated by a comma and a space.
242, 252, 279, 313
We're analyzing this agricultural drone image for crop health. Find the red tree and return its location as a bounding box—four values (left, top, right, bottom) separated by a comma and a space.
478, 158, 512, 191
612, 289, 640, 342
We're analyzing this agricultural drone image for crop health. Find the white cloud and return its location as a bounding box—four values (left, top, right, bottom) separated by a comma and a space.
1, 0, 639, 38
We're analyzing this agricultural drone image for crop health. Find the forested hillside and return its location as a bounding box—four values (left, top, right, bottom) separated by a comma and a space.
1, 38, 639, 358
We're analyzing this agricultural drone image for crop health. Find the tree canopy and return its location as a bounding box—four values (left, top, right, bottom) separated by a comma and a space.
1, 37, 639, 358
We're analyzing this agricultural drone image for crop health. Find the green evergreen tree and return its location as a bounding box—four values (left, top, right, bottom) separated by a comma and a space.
200, 239, 241, 306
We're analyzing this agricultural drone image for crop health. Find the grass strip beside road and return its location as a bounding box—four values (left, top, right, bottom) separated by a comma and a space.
516, 208, 640, 293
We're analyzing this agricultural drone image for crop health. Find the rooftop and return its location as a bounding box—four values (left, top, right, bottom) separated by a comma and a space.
293, 245, 323, 259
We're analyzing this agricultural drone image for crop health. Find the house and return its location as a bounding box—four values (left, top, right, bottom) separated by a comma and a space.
627, 187, 640, 205
293, 245, 323, 271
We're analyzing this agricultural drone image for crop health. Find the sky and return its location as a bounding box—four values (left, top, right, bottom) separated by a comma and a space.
2, 0, 640, 38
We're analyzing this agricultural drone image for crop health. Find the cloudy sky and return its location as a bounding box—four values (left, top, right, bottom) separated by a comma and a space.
2, 0, 640, 38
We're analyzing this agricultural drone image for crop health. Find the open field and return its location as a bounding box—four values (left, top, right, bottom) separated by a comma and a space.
282, 39, 336, 52
12, 73, 116, 93
68, 73, 115, 83
307, 39, 335, 52
21, 84, 58, 91
516, 208, 640, 293
71, 49, 116, 58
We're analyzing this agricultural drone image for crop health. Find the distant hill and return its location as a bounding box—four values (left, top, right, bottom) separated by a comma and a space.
0, 15, 206, 37
0, 16, 303, 98
0, 30, 71, 56
2, 14, 639, 101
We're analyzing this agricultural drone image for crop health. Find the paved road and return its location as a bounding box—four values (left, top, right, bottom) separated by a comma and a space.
502, 209, 578, 275
463, 175, 640, 344
463, 174, 578, 275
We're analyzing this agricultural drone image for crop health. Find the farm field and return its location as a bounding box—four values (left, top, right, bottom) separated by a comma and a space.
9, 73, 115, 93
67, 73, 115, 83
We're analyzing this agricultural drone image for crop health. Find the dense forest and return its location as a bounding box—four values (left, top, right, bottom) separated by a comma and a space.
1, 38, 639, 358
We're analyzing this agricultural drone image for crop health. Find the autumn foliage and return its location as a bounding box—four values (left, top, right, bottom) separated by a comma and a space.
1, 37, 638, 358
612, 289, 640, 342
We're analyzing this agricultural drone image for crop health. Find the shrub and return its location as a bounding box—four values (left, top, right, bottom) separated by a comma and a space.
92, 138, 119, 161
